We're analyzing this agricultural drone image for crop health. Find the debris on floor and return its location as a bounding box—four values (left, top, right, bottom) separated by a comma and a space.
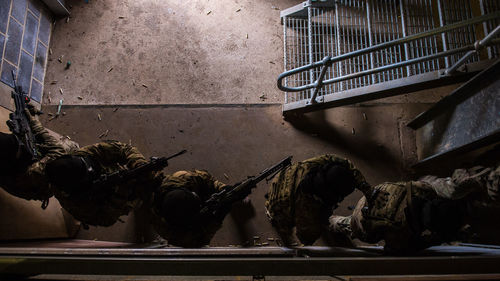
59, 88, 64, 95
236, 8, 241, 12
107, 67, 113, 73
99, 129, 109, 139
223, 173, 230, 180
363, 112, 367, 120
50, 80, 57, 84
65, 61, 71, 70
206, 11, 212, 15
269, 61, 275, 64
56, 99, 63, 116
271, 6, 280, 10
97, 113, 102, 121
77, 96, 83, 100
352, 128, 356, 135
259, 94, 267, 101
142, 84, 148, 88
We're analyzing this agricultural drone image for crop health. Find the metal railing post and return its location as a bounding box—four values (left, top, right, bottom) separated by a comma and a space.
307, 4, 315, 100
437, 0, 450, 68
400, 0, 411, 77
366, 0, 375, 84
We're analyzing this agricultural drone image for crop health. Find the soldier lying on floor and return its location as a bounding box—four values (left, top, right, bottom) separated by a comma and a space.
329, 164, 499, 254
0, 106, 78, 209
45, 140, 164, 227
265, 154, 369, 246
151, 156, 292, 247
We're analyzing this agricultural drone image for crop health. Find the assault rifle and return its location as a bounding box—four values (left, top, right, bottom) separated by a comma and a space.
200, 156, 293, 218
92, 149, 187, 187
6, 70, 38, 161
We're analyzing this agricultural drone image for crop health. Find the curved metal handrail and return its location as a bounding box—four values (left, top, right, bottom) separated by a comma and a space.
277, 11, 500, 94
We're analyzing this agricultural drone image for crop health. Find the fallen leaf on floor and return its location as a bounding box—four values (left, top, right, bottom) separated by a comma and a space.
206, 10, 212, 15
59, 88, 64, 95
107, 67, 113, 73
236, 8, 241, 12
142, 84, 148, 88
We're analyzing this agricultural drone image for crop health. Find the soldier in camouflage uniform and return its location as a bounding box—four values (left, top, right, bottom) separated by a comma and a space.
46, 140, 163, 227
0, 108, 79, 208
150, 170, 228, 247
265, 154, 369, 246
329, 164, 499, 253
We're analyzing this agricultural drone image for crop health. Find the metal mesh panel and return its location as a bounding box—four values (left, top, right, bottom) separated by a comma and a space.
401, 0, 440, 75
281, 0, 499, 106
283, 17, 310, 103
439, 0, 478, 65
481, 0, 500, 58
336, 0, 371, 90
309, 7, 340, 97
368, 0, 405, 83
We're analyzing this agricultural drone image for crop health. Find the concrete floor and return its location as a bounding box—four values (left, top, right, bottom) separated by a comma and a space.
38, 0, 452, 245
42, 103, 429, 244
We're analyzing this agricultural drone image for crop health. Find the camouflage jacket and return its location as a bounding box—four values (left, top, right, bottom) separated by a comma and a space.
265, 154, 368, 245
53, 140, 163, 226
350, 181, 439, 252
151, 170, 227, 247
1, 111, 79, 202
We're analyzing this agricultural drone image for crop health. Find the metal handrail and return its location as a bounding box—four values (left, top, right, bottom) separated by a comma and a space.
277, 11, 500, 94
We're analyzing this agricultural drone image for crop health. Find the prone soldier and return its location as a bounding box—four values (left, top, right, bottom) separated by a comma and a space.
0, 107, 79, 208
265, 154, 369, 246
329, 164, 499, 254
151, 156, 291, 247
45, 140, 165, 227
150, 170, 228, 247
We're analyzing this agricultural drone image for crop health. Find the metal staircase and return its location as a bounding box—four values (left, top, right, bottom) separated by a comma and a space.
278, 0, 500, 116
